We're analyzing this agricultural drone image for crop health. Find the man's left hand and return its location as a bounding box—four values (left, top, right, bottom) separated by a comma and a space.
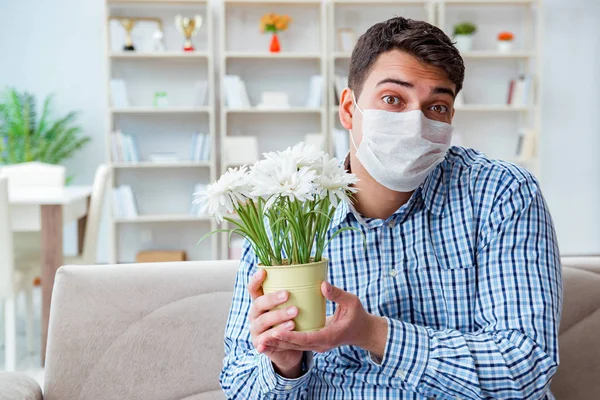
258, 282, 388, 357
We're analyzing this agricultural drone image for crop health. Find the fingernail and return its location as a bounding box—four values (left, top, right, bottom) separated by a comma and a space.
277, 291, 287, 300
284, 321, 294, 329
253, 271, 261, 280
286, 307, 297, 316
326, 282, 332, 293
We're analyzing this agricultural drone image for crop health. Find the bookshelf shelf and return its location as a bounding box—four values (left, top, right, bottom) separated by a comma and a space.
461, 51, 535, 59
111, 107, 212, 114
443, 0, 535, 4
112, 161, 212, 169
106, 0, 217, 263
455, 105, 533, 112
334, 0, 427, 4
225, 52, 321, 60
225, 0, 321, 4
115, 214, 213, 223
110, 52, 210, 59
226, 107, 324, 114
108, 0, 208, 4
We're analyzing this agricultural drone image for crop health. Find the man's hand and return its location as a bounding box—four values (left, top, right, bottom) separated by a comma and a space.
256, 281, 389, 358
248, 269, 304, 378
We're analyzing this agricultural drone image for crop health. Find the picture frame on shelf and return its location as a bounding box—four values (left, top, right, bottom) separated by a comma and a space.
223, 136, 259, 166
338, 28, 356, 53
110, 79, 129, 108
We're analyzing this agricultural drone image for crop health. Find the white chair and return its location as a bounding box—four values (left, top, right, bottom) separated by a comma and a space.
17, 164, 110, 266
0, 177, 37, 371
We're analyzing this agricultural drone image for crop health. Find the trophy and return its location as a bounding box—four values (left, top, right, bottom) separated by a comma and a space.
119, 18, 137, 51
110, 17, 163, 52
175, 15, 203, 52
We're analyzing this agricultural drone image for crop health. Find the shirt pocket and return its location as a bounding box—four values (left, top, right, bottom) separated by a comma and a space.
405, 236, 478, 331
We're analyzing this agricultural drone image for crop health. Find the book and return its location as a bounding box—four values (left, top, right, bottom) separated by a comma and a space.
508, 75, 534, 106
224, 75, 252, 108
190, 132, 198, 161
110, 79, 129, 108
333, 129, 350, 160
202, 134, 211, 161
224, 136, 259, 166
120, 185, 139, 218
334, 75, 348, 105
190, 183, 208, 215
305, 75, 323, 108
193, 80, 208, 106
111, 131, 139, 163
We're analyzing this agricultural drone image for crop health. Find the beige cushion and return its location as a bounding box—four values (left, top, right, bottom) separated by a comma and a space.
551, 260, 600, 400
43, 261, 238, 400
0, 372, 42, 400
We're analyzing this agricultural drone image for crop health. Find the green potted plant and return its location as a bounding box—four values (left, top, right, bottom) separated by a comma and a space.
453, 22, 477, 52
196, 143, 358, 332
0, 88, 90, 176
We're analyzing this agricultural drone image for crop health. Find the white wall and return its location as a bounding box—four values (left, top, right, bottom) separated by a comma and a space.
0, 0, 598, 258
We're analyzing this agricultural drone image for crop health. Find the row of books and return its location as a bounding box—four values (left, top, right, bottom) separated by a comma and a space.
111, 131, 140, 163
113, 183, 207, 218
112, 185, 138, 218
507, 75, 534, 106
190, 132, 212, 161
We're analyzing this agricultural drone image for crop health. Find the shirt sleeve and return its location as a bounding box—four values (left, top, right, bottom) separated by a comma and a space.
368, 176, 562, 400
220, 240, 313, 399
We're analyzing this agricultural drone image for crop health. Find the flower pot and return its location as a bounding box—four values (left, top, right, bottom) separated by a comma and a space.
454, 34, 474, 52
260, 259, 328, 332
269, 34, 281, 53
497, 40, 514, 53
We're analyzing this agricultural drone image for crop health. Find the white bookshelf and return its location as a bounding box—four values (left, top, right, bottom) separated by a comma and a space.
327, 0, 435, 157
438, 0, 542, 175
219, 0, 327, 259
328, 0, 542, 175
105, 0, 217, 263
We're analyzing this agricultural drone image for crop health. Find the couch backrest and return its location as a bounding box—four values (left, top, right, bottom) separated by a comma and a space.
44, 261, 238, 400
551, 257, 600, 400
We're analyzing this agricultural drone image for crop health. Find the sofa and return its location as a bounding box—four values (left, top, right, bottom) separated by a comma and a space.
1, 257, 599, 399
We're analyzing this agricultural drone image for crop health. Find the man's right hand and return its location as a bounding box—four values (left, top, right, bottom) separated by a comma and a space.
248, 269, 304, 379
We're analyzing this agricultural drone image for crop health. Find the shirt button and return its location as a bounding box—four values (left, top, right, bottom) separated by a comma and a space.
390, 269, 398, 277
284, 384, 293, 390
388, 220, 395, 228
396, 369, 406, 379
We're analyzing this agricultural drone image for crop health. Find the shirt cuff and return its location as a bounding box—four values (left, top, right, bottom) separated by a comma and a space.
257, 351, 313, 396
367, 317, 431, 389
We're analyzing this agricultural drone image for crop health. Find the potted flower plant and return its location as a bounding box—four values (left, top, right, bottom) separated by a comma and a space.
260, 12, 292, 53
497, 31, 515, 53
196, 143, 358, 332
453, 22, 477, 52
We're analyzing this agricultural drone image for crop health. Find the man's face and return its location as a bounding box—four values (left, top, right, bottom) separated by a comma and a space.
340, 50, 457, 149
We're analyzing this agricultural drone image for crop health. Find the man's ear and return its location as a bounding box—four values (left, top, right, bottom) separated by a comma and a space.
339, 87, 355, 131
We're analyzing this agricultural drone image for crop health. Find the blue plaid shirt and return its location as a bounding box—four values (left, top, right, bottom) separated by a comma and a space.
221, 146, 562, 399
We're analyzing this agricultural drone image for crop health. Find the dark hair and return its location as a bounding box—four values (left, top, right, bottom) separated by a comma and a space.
349, 17, 465, 98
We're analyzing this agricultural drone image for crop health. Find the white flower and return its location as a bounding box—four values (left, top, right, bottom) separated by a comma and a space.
315, 155, 359, 206
262, 142, 325, 171
251, 157, 318, 207
194, 166, 253, 223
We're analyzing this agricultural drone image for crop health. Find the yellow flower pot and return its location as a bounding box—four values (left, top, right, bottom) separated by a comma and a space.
260, 259, 328, 332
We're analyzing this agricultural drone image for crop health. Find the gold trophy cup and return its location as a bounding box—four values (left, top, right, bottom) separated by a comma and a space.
119, 18, 137, 51
175, 15, 203, 52
110, 17, 163, 52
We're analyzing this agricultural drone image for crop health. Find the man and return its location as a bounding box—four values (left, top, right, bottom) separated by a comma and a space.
221, 17, 561, 400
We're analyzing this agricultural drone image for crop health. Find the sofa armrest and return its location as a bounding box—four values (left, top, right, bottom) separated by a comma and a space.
0, 372, 42, 400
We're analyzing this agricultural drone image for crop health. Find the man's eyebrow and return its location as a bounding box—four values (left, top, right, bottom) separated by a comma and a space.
376, 78, 456, 99
432, 86, 456, 99
376, 78, 413, 88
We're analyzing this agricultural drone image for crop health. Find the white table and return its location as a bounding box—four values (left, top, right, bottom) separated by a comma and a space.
9, 186, 92, 364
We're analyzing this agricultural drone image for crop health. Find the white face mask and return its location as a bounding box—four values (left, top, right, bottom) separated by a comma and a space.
350, 92, 453, 192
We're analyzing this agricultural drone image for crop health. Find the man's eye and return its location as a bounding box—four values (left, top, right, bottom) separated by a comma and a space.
429, 104, 449, 114
382, 95, 401, 105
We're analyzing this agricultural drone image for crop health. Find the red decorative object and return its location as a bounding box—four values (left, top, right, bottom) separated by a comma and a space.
270, 34, 281, 53
184, 43, 195, 52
